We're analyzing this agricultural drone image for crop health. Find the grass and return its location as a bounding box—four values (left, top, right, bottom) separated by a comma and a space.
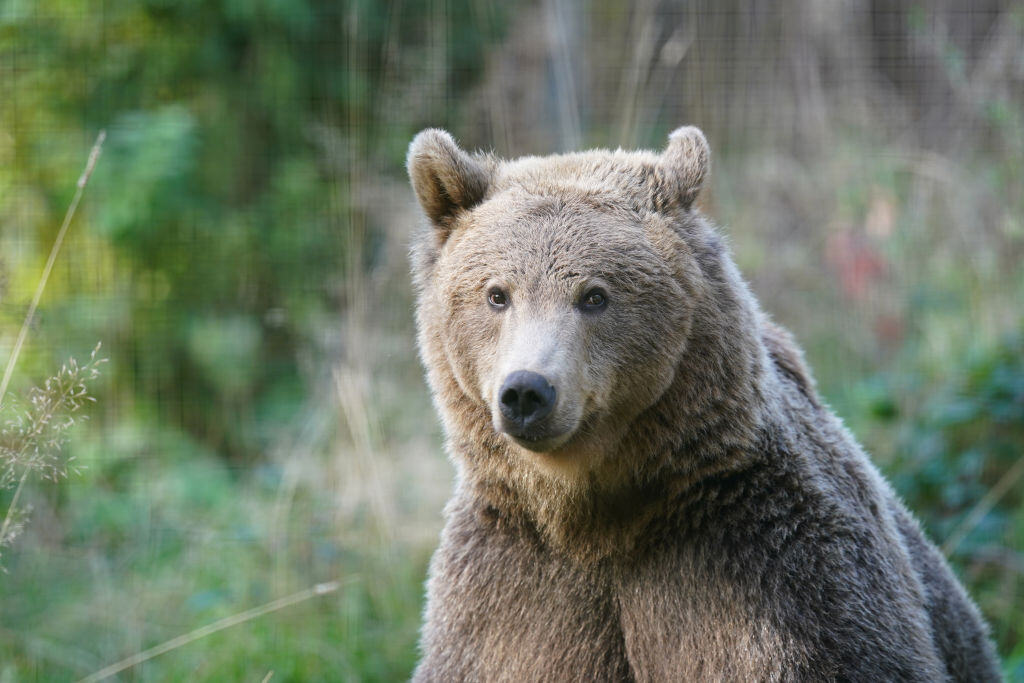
0, 169, 447, 677
0, 400, 441, 680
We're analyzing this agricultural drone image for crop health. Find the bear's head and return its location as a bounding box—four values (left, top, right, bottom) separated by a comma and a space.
408, 127, 760, 488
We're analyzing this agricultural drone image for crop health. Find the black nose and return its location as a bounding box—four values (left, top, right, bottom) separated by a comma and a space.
499, 371, 556, 427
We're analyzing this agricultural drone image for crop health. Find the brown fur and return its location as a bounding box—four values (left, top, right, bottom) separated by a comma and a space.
406, 127, 1001, 681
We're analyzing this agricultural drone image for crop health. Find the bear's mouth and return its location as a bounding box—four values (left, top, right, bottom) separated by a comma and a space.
505, 429, 573, 453
500, 417, 582, 453
495, 396, 595, 455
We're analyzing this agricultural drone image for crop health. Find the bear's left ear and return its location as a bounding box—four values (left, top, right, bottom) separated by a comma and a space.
407, 129, 489, 237
656, 126, 710, 209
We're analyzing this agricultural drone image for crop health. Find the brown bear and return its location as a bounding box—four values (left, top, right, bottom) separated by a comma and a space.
406, 126, 1001, 682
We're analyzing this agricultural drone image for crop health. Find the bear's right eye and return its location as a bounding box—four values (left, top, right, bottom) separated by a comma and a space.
487, 288, 509, 309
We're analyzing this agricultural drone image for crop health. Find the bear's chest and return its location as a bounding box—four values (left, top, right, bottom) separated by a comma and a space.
429, 529, 632, 681
430, 516, 793, 682
614, 552, 794, 682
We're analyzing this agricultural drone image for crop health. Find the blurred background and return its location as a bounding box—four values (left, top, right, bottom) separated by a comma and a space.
1, 0, 1022, 679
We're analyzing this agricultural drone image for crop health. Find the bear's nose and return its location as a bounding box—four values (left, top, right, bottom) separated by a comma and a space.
499, 371, 556, 428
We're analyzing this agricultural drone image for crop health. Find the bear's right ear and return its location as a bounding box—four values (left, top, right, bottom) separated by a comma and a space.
407, 129, 489, 236
656, 126, 710, 210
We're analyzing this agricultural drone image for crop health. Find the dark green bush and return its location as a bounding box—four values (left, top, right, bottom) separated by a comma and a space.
859, 331, 1024, 672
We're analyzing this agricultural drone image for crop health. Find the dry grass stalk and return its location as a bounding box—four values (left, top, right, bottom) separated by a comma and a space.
942, 454, 1024, 557
0, 130, 105, 405
77, 580, 344, 683
0, 130, 107, 565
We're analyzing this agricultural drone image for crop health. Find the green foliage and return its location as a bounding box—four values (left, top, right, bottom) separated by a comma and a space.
0, 428, 426, 680
842, 331, 1024, 678
889, 333, 1024, 533
1, 0, 507, 460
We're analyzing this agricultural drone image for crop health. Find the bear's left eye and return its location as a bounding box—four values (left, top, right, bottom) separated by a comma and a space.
580, 288, 607, 311
488, 288, 509, 309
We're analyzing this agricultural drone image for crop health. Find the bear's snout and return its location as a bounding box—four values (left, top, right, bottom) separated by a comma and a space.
498, 370, 556, 433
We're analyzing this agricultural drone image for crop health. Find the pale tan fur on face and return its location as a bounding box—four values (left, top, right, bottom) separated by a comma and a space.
485, 298, 589, 448
429, 189, 695, 478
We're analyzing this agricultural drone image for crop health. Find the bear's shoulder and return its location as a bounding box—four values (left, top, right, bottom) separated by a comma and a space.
762, 319, 820, 407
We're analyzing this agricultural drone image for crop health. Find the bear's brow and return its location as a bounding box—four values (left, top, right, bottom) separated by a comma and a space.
508, 193, 640, 229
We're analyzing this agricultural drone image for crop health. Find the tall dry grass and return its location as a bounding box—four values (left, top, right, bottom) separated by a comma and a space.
0, 131, 107, 565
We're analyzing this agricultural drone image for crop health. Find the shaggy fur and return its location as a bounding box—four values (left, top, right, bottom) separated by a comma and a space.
406, 127, 1001, 682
